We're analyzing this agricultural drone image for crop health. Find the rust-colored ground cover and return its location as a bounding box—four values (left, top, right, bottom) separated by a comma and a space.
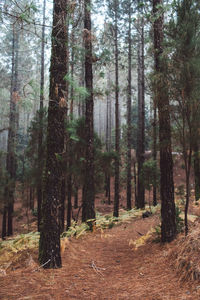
1, 215, 200, 300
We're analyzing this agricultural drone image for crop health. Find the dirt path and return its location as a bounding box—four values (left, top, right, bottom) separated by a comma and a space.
1, 215, 199, 300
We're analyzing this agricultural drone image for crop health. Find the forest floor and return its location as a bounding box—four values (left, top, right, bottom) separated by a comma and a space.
1, 214, 200, 300
1, 155, 200, 299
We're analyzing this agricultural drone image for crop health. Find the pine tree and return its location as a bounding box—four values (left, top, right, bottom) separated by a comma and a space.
2, 25, 19, 239
193, 141, 200, 201
169, 0, 200, 234
113, 0, 120, 218
152, 96, 157, 206
39, 0, 68, 268
136, 0, 145, 209
82, 0, 95, 224
153, 0, 176, 242
37, 0, 46, 232
126, 0, 132, 210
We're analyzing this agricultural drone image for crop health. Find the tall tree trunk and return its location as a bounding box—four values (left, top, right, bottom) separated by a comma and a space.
133, 161, 137, 205
82, 0, 95, 224
153, 0, 176, 242
113, 0, 120, 218
66, 175, 72, 230
8, 26, 19, 236
74, 185, 78, 209
70, 24, 75, 117
152, 98, 157, 206
126, 1, 132, 210
66, 25, 75, 231
39, 0, 68, 268
105, 67, 111, 204
59, 178, 66, 233
183, 146, 192, 236
2, 25, 19, 239
79, 23, 86, 117
37, 0, 46, 232
137, 3, 145, 209
2, 207, 7, 239
29, 186, 34, 210
60, 11, 69, 235
193, 141, 200, 201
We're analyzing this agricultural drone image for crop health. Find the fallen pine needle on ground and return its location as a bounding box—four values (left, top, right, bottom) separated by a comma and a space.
1, 213, 200, 299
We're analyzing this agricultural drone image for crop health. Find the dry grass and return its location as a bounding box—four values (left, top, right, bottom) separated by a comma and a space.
170, 219, 200, 283
0, 206, 159, 272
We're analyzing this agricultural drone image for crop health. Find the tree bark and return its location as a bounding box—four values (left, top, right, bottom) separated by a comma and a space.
82, 0, 95, 224
2, 206, 7, 240
126, 1, 132, 210
153, 99, 157, 206
39, 0, 68, 268
57, 178, 65, 234
66, 24, 75, 231
2, 25, 19, 238
113, 0, 120, 218
153, 0, 176, 242
37, 0, 46, 232
184, 147, 192, 236
136, 2, 145, 209
66, 175, 72, 230
105, 67, 111, 205
74, 185, 78, 209
29, 186, 34, 210
193, 142, 200, 201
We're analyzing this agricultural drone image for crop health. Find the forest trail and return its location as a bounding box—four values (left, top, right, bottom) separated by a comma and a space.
1, 215, 199, 300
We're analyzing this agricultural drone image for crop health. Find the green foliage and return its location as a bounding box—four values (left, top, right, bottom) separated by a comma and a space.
0, 151, 7, 210
94, 149, 116, 193
31, 208, 38, 217
175, 205, 184, 233
121, 103, 151, 150
168, 0, 200, 156
29, 3, 38, 13
140, 159, 160, 191
0, 231, 40, 269
175, 184, 185, 205
17, 2, 39, 24
20, 108, 47, 188
153, 224, 161, 243
61, 221, 90, 238
65, 117, 115, 194
62, 207, 159, 238
154, 205, 184, 242
181, 163, 185, 170
64, 74, 89, 99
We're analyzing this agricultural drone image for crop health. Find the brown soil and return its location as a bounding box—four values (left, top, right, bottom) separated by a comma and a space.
1, 155, 200, 299
1, 215, 200, 300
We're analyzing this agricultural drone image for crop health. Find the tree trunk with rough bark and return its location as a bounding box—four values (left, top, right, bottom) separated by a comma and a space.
152, 99, 157, 206
39, 0, 68, 268
82, 0, 95, 224
136, 2, 145, 209
153, 0, 176, 242
126, 1, 132, 210
113, 0, 120, 218
105, 67, 111, 205
37, 0, 46, 232
66, 23, 75, 231
74, 185, 78, 209
193, 142, 200, 201
2, 26, 19, 239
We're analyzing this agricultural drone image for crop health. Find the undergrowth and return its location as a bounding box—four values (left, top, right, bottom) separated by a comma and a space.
0, 206, 159, 266
153, 205, 184, 243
